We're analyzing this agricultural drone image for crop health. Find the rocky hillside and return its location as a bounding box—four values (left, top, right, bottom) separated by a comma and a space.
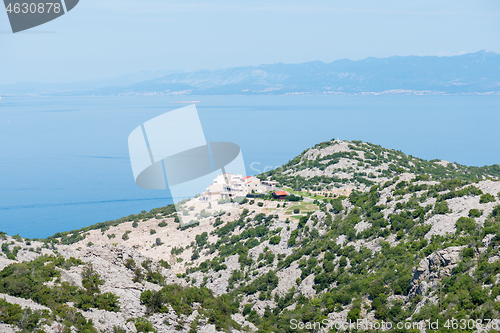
1, 140, 500, 333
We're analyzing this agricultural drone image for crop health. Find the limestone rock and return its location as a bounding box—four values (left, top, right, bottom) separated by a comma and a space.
298, 274, 316, 298
408, 246, 463, 298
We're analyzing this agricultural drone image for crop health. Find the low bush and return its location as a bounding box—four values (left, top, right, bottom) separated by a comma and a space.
468, 209, 482, 218
480, 193, 496, 204
269, 235, 281, 245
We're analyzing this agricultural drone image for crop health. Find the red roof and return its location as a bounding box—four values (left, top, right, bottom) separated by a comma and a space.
242, 176, 251, 179
274, 191, 288, 196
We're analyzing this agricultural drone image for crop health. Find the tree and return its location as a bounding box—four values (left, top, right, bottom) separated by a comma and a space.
468, 208, 482, 217
347, 307, 360, 321
433, 201, 450, 215
480, 193, 496, 204
269, 235, 281, 245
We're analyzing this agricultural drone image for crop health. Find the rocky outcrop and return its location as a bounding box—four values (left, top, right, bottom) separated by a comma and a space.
298, 274, 316, 298
0, 293, 50, 311
276, 262, 301, 297
0, 323, 16, 333
408, 246, 463, 298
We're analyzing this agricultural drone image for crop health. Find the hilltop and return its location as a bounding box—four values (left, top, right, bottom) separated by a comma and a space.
1, 139, 500, 332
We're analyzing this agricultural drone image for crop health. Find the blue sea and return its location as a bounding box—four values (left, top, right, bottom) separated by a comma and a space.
1, 95, 499, 238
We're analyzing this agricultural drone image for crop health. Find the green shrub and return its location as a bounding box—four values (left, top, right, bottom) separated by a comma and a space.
258, 202, 264, 207
191, 250, 200, 260
159, 259, 171, 269
468, 209, 482, 218
132, 318, 156, 333
94, 292, 121, 312
150, 229, 156, 235
140, 284, 239, 330
493, 205, 500, 217
122, 231, 131, 241
243, 303, 253, 316
323, 260, 334, 272
455, 217, 477, 235
480, 193, 496, 204
293, 208, 300, 214
195, 232, 208, 247
396, 230, 404, 240
1, 243, 16, 260
158, 221, 167, 227
171, 246, 184, 255
0, 298, 47, 330
433, 201, 450, 215
0, 256, 118, 317
124, 258, 136, 270
347, 307, 361, 321
269, 235, 281, 245
331, 198, 343, 214
462, 248, 474, 258
285, 194, 302, 202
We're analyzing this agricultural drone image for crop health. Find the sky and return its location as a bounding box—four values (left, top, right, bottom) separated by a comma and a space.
0, 0, 499, 84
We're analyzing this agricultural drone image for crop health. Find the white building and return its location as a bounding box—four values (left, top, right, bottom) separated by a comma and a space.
201, 174, 265, 202
262, 180, 279, 187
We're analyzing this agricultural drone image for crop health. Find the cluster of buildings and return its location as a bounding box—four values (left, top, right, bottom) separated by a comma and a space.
200, 173, 280, 202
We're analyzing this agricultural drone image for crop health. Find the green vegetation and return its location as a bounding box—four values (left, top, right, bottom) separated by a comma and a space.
140, 285, 240, 331
0, 255, 120, 332
43, 204, 178, 245
0, 256, 119, 313
0, 298, 49, 331
1, 243, 19, 260
468, 208, 482, 217
269, 235, 281, 245
122, 230, 131, 240
129, 318, 156, 332
2, 139, 500, 332
263, 139, 500, 191
480, 193, 497, 204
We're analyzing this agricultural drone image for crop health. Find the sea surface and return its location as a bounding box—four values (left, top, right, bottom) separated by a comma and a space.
1, 95, 499, 238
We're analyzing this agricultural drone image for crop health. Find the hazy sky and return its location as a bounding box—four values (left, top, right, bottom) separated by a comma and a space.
1, 0, 499, 84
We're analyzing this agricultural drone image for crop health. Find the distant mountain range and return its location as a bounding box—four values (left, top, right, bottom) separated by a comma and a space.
2, 50, 500, 96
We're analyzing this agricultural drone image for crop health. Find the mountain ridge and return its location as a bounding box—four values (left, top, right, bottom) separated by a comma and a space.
1, 51, 499, 96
